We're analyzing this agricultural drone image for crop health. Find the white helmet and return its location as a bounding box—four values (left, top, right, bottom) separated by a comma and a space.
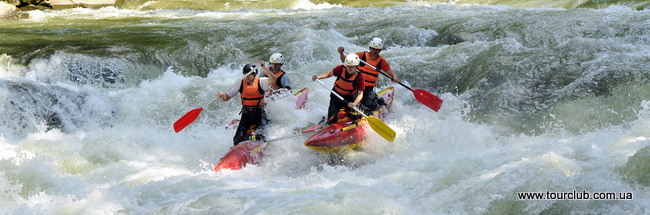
344, 53, 360, 66
369, 37, 384, 50
269, 53, 284, 64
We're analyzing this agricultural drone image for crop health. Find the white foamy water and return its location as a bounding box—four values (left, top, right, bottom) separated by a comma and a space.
1, 3, 649, 214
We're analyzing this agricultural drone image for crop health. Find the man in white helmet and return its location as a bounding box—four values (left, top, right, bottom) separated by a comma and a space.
312, 53, 366, 124
337, 37, 398, 115
259, 52, 292, 91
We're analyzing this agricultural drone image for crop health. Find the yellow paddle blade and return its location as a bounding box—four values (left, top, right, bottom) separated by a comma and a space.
366, 116, 396, 142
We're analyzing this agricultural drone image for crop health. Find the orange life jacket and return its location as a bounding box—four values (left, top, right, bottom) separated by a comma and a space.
333, 67, 360, 96
265, 68, 286, 89
239, 78, 265, 108
358, 52, 386, 87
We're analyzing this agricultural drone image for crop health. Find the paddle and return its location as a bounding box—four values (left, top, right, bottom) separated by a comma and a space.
265, 131, 314, 142
173, 71, 253, 133
315, 79, 396, 142
344, 51, 443, 112
302, 117, 326, 133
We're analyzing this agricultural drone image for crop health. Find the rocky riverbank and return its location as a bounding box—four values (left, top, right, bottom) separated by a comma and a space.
2, 0, 122, 10
1, 1, 19, 18
1, 0, 123, 19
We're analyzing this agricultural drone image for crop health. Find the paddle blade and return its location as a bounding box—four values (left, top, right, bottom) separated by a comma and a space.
302, 122, 323, 133
412, 89, 443, 112
302, 117, 326, 133
366, 116, 396, 142
294, 87, 309, 110
173, 108, 203, 133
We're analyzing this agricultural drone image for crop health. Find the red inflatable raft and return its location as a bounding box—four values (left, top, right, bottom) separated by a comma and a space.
214, 140, 265, 171
304, 87, 394, 154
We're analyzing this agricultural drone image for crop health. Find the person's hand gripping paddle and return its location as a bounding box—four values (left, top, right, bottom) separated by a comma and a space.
316, 79, 396, 142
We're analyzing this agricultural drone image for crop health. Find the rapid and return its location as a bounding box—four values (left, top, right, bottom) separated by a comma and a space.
1, 1, 649, 214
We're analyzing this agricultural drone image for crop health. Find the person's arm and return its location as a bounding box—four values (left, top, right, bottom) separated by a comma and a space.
349, 72, 365, 107
281, 75, 292, 91
312, 70, 334, 81
385, 69, 399, 83
256, 77, 273, 92
258, 60, 270, 77
264, 69, 277, 86
349, 91, 363, 108
380, 59, 398, 82
217, 92, 231, 101
217, 81, 242, 101
337, 47, 346, 63
317, 65, 343, 81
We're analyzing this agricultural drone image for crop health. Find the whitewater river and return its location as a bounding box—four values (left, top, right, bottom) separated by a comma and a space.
1, 1, 649, 214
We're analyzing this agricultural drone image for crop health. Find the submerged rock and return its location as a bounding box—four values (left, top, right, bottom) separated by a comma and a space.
622, 146, 650, 186
15, 0, 52, 9
0, 1, 22, 19
1, 80, 116, 140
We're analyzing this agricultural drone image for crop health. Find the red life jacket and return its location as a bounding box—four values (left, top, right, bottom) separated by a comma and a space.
333, 67, 360, 96
239, 78, 265, 108
358, 52, 386, 87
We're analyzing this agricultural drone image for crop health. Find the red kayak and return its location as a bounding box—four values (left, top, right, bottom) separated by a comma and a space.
214, 140, 265, 171
304, 87, 394, 154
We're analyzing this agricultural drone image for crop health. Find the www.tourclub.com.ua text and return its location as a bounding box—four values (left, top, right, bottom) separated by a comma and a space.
518, 191, 633, 200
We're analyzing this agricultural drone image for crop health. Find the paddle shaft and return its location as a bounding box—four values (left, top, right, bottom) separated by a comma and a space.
343, 51, 404, 88
203, 71, 254, 108
260, 128, 321, 148
344, 51, 443, 112
265, 131, 313, 142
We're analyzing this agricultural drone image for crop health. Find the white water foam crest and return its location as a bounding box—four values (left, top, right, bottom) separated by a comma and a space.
0, 54, 26, 79
291, 0, 341, 10
25, 6, 188, 20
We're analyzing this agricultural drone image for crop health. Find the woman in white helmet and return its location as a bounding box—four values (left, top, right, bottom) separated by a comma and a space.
337, 37, 398, 114
259, 52, 292, 91
312, 53, 366, 124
